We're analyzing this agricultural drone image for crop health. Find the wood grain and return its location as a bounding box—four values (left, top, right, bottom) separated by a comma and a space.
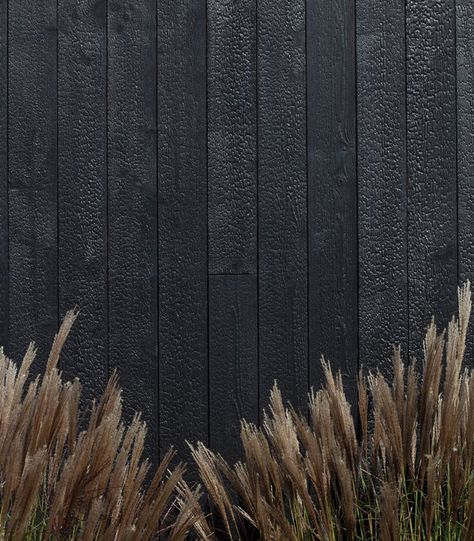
457, 0, 474, 363
0, 0, 7, 348
108, 0, 158, 460
307, 0, 358, 400
258, 0, 308, 412
208, 0, 257, 274
406, 0, 457, 360
209, 274, 258, 464
357, 0, 407, 375
158, 0, 208, 460
57, 0, 107, 402
8, 0, 58, 369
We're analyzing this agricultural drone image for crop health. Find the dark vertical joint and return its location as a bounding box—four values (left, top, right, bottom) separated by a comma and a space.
0, 0, 8, 349
456, 0, 474, 363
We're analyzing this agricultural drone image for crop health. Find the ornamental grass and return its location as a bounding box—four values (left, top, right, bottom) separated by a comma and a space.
0, 310, 203, 541
192, 283, 474, 540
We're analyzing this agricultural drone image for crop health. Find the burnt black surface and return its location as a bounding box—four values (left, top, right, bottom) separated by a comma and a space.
0, 0, 467, 465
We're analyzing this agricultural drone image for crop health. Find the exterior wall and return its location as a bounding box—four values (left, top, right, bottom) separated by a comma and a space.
0, 0, 468, 463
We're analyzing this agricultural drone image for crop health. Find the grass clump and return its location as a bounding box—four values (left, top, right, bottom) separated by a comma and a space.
192, 282, 474, 540
2, 284, 474, 540
0, 310, 203, 541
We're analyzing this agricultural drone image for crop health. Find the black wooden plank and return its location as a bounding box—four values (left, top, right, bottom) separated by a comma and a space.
208, 0, 257, 274
209, 274, 258, 464
108, 0, 158, 460
307, 0, 358, 399
157, 0, 208, 459
258, 0, 307, 412
406, 0, 457, 359
0, 0, 7, 348
8, 0, 58, 368
457, 0, 474, 362
57, 0, 107, 401
357, 0, 407, 376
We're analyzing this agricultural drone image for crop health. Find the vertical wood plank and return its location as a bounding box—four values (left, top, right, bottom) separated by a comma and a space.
209, 275, 258, 464
307, 0, 358, 398
158, 0, 208, 459
207, 0, 258, 462
8, 0, 58, 367
208, 0, 257, 274
406, 0, 457, 358
108, 0, 158, 460
57, 0, 107, 401
457, 0, 474, 361
0, 0, 7, 347
357, 0, 407, 375
258, 0, 307, 411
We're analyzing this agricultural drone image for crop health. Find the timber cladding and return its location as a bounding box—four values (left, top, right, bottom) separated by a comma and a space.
0, 0, 469, 464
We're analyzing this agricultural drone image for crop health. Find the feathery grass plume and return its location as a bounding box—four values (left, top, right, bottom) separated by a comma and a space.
0, 309, 204, 540
192, 281, 474, 540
